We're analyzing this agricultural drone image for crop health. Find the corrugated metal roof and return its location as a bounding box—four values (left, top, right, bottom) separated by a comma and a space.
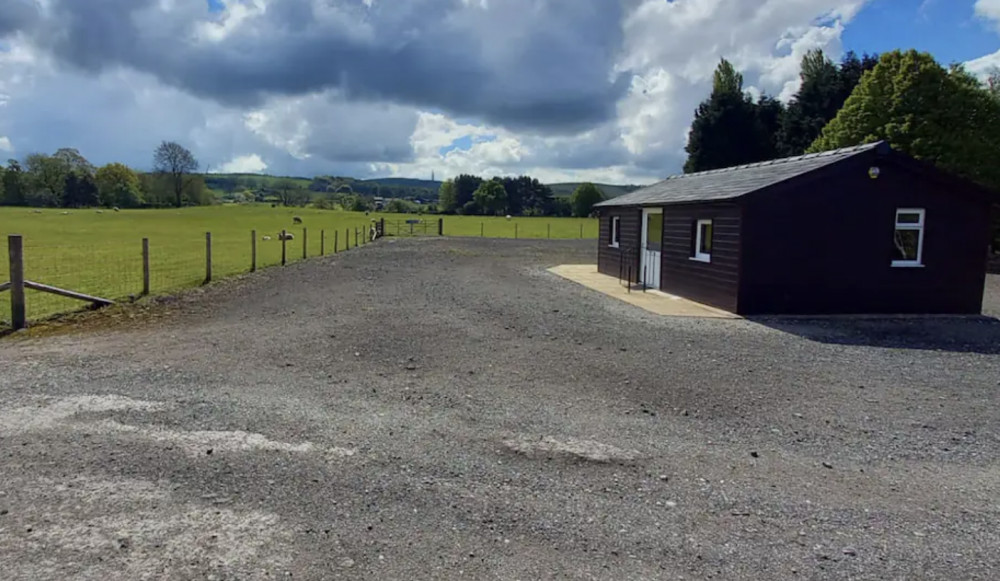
596, 142, 889, 208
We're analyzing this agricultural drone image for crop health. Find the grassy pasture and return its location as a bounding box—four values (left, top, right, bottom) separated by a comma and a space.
0, 205, 598, 324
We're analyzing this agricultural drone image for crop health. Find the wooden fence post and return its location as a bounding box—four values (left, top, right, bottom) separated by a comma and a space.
321, 230, 325, 256
438, 218, 443, 236
281, 230, 287, 265
346, 228, 350, 250
142, 238, 150, 295
481, 223, 484, 237
514, 223, 518, 239
547, 224, 551, 239
303, 228, 308, 259
355, 228, 359, 248
8, 235, 25, 330
381, 218, 386, 238
580, 223, 583, 238
335, 230, 339, 253
251, 230, 257, 273
204, 232, 212, 284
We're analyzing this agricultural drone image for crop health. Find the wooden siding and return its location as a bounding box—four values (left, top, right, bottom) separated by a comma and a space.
659, 203, 742, 313
597, 209, 641, 283
739, 155, 992, 315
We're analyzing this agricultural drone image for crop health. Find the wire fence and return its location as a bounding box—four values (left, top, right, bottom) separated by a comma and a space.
1, 223, 376, 329
1, 215, 600, 330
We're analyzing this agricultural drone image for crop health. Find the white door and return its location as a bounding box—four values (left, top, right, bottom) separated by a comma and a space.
640, 208, 663, 289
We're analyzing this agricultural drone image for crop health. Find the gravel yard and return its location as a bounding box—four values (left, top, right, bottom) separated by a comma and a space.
1, 237, 999, 580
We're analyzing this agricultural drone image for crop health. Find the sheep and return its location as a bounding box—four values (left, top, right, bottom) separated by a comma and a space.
262, 236, 272, 241
96, 210, 104, 214
32, 209, 42, 214
278, 232, 295, 241
292, 216, 303, 224
113, 207, 120, 212
61, 211, 69, 215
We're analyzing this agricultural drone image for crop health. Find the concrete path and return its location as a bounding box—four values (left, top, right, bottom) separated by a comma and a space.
548, 264, 739, 318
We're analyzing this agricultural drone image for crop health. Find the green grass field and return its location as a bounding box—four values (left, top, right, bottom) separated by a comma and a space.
0, 205, 597, 324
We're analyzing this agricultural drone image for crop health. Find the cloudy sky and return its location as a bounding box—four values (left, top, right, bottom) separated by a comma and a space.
0, 0, 998, 185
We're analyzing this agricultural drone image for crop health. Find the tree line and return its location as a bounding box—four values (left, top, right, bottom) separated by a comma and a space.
437, 174, 606, 217
684, 49, 1000, 198
0, 141, 209, 209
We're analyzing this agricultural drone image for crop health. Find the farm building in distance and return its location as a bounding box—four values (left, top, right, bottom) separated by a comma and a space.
595, 142, 997, 315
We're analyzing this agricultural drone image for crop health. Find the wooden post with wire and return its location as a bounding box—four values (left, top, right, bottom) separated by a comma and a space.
438, 218, 443, 236
142, 238, 150, 295
320, 230, 325, 256
281, 230, 288, 265
303, 228, 308, 259
7, 235, 25, 330
204, 232, 212, 284
251, 230, 257, 273
335, 230, 339, 253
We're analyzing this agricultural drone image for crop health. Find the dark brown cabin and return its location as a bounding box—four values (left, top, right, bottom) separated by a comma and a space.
594, 142, 997, 315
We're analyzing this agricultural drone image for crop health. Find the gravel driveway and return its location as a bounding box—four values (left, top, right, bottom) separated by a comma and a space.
2, 237, 999, 580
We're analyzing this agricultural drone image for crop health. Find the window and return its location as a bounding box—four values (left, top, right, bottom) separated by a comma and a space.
692, 219, 712, 263
892, 208, 925, 267
610, 216, 621, 248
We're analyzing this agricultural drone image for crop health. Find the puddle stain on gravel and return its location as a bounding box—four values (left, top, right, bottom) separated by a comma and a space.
0, 394, 357, 458
1, 475, 293, 581
503, 435, 641, 463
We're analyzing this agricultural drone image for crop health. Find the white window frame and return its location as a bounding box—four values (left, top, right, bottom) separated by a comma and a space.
691, 219, 712, 263
891, 208, 925, 268
609, 216, 621, 248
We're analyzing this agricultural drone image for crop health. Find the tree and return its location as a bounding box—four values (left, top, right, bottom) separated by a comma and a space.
472, 179, 508, 215
95, 163, 143, 208
777, 49, 879, 157
684, 58, 771, 172
438, 179, 458, 214
809, 49, 1000, 191
63, 171, 99, 207
755, 94, 786, 161
570, 183, 605, 217
153, 141, 199, 208
453, 174, 483, 211
2, 160, 26, 206
987, 67, 1000, 102
25, 153, 71, 206
53, 148, 95, 176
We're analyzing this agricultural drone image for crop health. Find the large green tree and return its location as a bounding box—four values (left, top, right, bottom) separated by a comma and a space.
472, 179, 508, 216
684, 59, 774, 172
63, 171, 99, 208
25, 153, 71, 206
2, 160, 27, 206
809, 49, 1000, 191
438, 179, 458, 214
452, 174, 483, 213
570, 183, 605, 217
95, 162, 143, 208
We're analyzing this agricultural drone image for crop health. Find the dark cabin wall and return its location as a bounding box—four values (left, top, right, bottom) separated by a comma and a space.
659, 203, 742, 313
597, 208, 641, 282
739, 155, 992, 315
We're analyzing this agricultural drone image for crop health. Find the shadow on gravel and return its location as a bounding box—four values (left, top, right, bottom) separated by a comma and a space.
751, 315, 1000, 354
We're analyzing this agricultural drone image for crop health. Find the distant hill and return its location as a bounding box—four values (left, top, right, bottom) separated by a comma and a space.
548, 183, 643, 198
204, 172, 642, 202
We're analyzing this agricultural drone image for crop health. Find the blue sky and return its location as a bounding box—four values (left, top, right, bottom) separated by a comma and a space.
843, 0, 998, 65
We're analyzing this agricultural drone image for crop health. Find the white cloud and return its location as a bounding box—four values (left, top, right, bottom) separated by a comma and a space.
0, 136, 12, 152
976, 0, 1000, 30
0, 0, 874, 183
213, 153, 267, 174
